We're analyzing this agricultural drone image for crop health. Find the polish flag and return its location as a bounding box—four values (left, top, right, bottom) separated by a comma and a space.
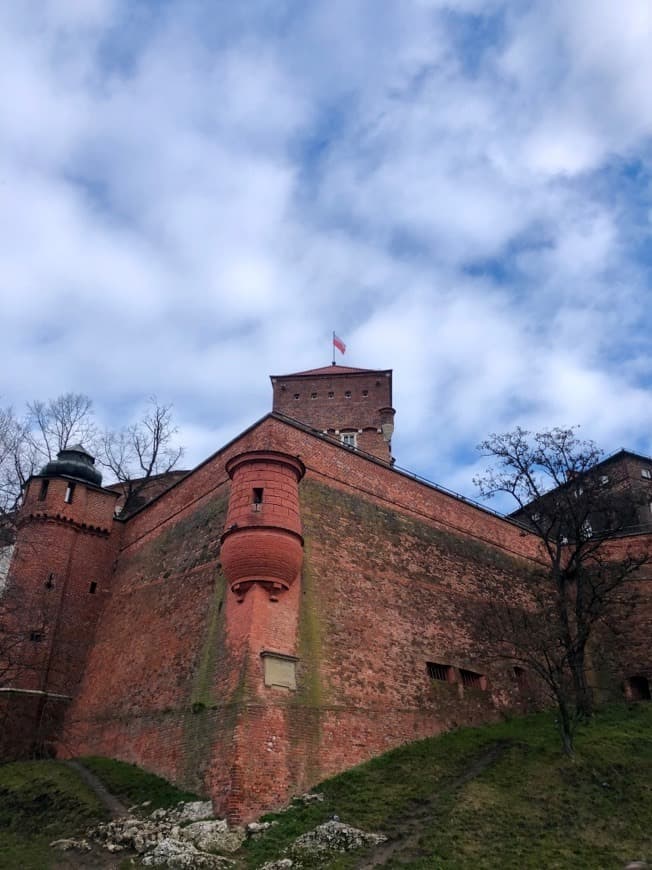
333, 334, 346, 354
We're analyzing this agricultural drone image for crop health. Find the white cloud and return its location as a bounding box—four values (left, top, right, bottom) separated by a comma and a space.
1, 0, 652, 504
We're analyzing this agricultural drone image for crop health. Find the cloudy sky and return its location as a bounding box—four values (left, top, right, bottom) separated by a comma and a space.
2, 0, 652, 507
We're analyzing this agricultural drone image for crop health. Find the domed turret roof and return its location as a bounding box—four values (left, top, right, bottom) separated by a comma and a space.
40, 444, 103, 487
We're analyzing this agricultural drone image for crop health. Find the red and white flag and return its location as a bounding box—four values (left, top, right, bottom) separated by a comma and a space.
333, 333, 346, 354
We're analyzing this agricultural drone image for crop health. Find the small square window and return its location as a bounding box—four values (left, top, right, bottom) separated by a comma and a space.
310, 392, 317, 399
328, 391, 334, 399
341, 433, 356, 448
362, 389, 368, 397
29, 631, 44, 642
599, 475, 609, 485
642, 469, 652, 479
293, 393, 300, 400
344, 390, 351, 399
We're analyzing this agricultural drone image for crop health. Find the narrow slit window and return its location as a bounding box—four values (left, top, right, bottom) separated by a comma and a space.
89, 581, 97, 594
427, 662, 452, 682
45, 573, 55, 590
29, 631, 44, 643
38, 479, 49, 500
252, 487, 264, 512
64, 482, 76, 504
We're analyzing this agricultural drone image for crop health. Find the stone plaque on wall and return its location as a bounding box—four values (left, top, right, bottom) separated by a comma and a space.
261, 651, 298, 690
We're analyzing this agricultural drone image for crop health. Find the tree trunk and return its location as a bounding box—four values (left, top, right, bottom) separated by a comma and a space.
569, 647, 593, 720
557, 697, 575, 756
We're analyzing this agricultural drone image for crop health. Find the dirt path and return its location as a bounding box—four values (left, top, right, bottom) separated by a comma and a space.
63, 759, 129, 819
355, 740, 512, 868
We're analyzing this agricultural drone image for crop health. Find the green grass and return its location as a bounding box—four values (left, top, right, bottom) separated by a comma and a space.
0, 759, 107, 869
1, 707, 650, 869
243, 704, 652, 869
80, 756, 201, 810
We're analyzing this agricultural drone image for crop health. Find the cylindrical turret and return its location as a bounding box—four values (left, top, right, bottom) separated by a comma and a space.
220, 450, 305, 600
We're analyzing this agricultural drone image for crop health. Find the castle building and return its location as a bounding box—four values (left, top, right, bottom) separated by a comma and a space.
1, 365, 650, 822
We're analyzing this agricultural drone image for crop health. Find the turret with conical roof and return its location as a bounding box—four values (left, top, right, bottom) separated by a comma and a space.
270, 363, 395, 462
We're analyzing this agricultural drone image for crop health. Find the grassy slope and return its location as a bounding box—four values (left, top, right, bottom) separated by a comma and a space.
0, 758, 198, 870
79, 756, 200, 810
0, 760, 107, 870
244, 704, 652, 869
0, 706, 650, 869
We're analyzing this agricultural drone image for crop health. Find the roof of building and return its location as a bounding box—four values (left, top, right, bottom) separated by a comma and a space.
271, 364, 391, 379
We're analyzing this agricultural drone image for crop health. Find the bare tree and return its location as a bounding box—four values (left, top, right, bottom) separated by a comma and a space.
0, 393, 98, 523
475, 427, 649, 753
0, 406, 36, 520
100, 397, 184, 514
26, 393, 98, 462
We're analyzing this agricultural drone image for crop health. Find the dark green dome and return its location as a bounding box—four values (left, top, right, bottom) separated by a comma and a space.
40, 444, 103, 487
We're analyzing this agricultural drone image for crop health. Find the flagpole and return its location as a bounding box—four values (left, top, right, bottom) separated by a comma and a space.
332, 331, 335, 366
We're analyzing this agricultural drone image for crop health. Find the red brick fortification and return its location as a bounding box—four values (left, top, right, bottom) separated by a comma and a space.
218, 450, 306, 822
38, 413, 652, 825
271, 365, 395, 462
221, 451, 305, 599
1, 472, 119, 758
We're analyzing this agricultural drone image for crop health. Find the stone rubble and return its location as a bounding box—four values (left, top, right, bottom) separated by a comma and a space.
291, 820, 387, 856
49, 796, 386, 869
258, 820, 388, 869
49, 838, 92, 852
50, 799, 241, 867
246, 820, 278, 838
141, 837, 235, 868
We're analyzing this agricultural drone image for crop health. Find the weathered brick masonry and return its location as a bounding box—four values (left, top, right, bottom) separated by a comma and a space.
2, 366, 651, 822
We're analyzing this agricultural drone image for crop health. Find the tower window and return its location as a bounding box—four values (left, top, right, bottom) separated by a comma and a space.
310, 392, 317, 399
344, 390, 351, 399
642, 469, 652, 479
427, 662, 452, 682
328, 391, 334, 399
341, 433, 356, 448
64, 483, 76, 504
45, 573, 55, 590
253, 487, 264, 504
29, 631, 44, 642
362, 389, 368, 397
89, 581, 97, 594
293, 393, 300, 400
38, 480, 49, 500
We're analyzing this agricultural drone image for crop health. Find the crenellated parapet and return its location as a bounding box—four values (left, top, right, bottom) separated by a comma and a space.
220, 450, 305, 600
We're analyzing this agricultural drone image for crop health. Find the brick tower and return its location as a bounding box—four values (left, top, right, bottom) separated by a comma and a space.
270, 364, 396, 462
0, 445, 119, 757
217, 449, 306, 821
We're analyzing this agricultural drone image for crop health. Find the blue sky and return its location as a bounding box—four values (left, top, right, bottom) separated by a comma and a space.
1, 0, 652, 506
